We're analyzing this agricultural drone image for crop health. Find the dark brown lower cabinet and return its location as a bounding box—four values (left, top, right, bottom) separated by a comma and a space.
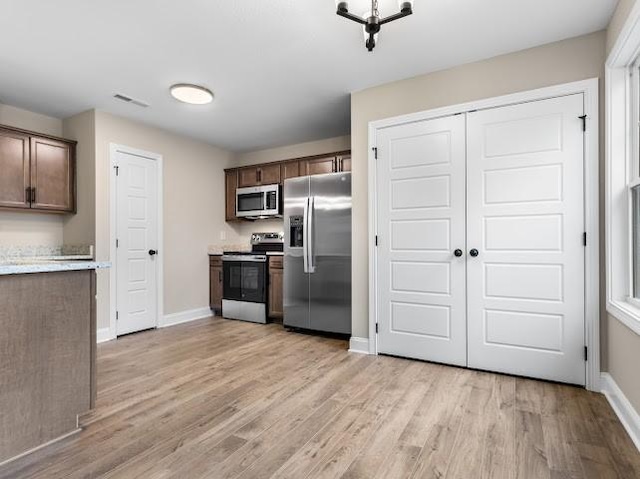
209, 255, 223, 314
0, 270, 96, 464
269, 256, 283, 320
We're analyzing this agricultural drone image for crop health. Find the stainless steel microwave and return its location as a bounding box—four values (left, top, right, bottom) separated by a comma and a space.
236, 184, 281, 219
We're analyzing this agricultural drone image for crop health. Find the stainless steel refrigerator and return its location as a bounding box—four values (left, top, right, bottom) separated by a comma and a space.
284, 172, 351, 334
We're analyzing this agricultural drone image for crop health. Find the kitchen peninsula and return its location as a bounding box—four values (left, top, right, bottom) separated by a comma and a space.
0, 256, 109, 465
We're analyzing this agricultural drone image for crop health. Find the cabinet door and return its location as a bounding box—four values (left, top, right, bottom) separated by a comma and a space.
0, 129, 30, 209
338, 154, 351, 172
259, 164, 281, 185
30, 137, 74, 212
281, 161, 300, 181
210, 265, 223, 312
269, 268, 283, 319
225, 170, 239, 221
304, 156, 336, 176
238, 167, 260, 187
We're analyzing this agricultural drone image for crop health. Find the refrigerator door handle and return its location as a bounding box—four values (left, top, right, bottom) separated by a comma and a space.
308, 196, 316, 273
303, 196, 309, 273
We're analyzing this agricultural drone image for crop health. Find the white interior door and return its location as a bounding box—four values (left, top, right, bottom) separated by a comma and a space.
376, 114, 467, 366
466, 94, 586, 385
115, 151, 159, 336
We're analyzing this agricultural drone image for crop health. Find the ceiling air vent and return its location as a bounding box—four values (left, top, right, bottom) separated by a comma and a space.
113, 93, 149, 108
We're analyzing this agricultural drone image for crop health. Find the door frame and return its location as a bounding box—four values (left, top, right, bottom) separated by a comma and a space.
367, 78, 600, 391
109, 143, 164, 338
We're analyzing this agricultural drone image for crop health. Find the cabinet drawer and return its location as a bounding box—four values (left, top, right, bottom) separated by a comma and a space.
269, 256, 283, 269
209, 255, 223, 267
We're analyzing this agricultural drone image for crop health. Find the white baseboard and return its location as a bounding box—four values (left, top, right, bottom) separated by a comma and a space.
159, 307, 212, 328
601, 373, 640, 452
348, 336, 370, 354
96, 327, 114, 344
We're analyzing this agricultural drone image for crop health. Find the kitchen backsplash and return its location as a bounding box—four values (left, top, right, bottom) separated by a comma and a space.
0, 244, 93, 260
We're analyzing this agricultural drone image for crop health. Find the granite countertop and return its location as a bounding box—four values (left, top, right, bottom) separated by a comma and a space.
0, 260, 111, 276
0, 244, 109, 276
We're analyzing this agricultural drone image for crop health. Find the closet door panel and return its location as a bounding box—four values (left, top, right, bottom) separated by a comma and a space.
376, 114, 467, 366
466, 94, 586, 385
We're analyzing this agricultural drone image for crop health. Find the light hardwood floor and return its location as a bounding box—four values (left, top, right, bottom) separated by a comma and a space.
2, 317, 640, 479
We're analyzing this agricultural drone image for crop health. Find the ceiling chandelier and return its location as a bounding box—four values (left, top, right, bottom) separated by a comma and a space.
336, 0, 413, 52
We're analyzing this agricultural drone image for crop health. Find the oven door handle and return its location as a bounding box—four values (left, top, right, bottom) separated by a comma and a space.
303, 197, 309, 274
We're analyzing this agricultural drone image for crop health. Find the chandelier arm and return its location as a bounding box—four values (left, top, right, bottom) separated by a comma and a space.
336, 9, 367, 25
378, 9, 412, 25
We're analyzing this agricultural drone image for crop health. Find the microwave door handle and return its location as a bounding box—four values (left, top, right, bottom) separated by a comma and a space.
308, 196, 316, 273
303, 197, 309, 274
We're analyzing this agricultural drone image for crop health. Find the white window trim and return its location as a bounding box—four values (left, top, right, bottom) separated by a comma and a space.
368, 78, 600, 391
606, 0, 640, 337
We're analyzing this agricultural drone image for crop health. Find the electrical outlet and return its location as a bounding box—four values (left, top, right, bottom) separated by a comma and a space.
220, 230, 226, 241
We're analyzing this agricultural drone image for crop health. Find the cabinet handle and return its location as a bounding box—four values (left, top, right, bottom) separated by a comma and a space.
333, 158, 337, 172
339, 157, 343, 171
26, 187, 31, 204
219, 270, 222, 282
31, 187, 36, 204
257, 169, 261, 183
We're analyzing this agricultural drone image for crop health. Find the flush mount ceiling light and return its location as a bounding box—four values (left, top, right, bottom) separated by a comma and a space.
170, 84, 214, 105
336, 0, 413, 52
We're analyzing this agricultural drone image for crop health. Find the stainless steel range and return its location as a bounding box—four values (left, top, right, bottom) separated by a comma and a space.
222, 232, 283, 324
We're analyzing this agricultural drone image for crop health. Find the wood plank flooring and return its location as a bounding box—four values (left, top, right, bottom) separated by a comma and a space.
1, 317, 639, 479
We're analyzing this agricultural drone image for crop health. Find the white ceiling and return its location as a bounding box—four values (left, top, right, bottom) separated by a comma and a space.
0, 0, 617, 152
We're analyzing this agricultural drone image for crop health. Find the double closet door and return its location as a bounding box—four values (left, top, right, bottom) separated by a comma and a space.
375, 94, 586, 385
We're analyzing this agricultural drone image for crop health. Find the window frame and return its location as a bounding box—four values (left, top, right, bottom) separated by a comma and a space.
606, 3, 640, 336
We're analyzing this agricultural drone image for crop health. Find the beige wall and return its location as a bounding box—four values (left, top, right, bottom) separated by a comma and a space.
607, 0, 637, 54
0, 104, 65, 246
350, 31, 606, 339
235, 135, 351, 240
93, 111, 242, 330
62, 110, 96, 246
606, 0, 640, 415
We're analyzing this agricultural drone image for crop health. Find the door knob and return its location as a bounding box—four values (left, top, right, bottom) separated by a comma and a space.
148, 249, 158, 256
469, 249, 479, 257
454, 249, 463, 257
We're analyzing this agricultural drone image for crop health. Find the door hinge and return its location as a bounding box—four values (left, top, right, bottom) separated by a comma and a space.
579, 115, 587, 132
373, 147, 378, 160
375, 323, 379, 334
583, 232, 587, 246
116, 311, 119, 320
116, 238, 119, 248
114, 165, 119, 176
375, 235, 378, 246
584, 346, 588, 361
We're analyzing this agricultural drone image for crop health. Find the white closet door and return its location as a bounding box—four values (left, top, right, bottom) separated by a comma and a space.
466, 94, 585, 385
376, 114, 467, 366
116, 152, 159, 336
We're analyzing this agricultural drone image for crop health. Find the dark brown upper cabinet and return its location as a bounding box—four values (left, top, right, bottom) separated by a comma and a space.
303, 156, 337, 176
281, 160, 300, 181
225, 169, 239, 221
0, 125, 76, 214
30, 137, 75, 212
0, 129, 31, 209
338, 154, 351, 172
224, 149, 350, 222
238, 164, 281, 188
259, 164, 281, 185
238, 166, 260, 188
